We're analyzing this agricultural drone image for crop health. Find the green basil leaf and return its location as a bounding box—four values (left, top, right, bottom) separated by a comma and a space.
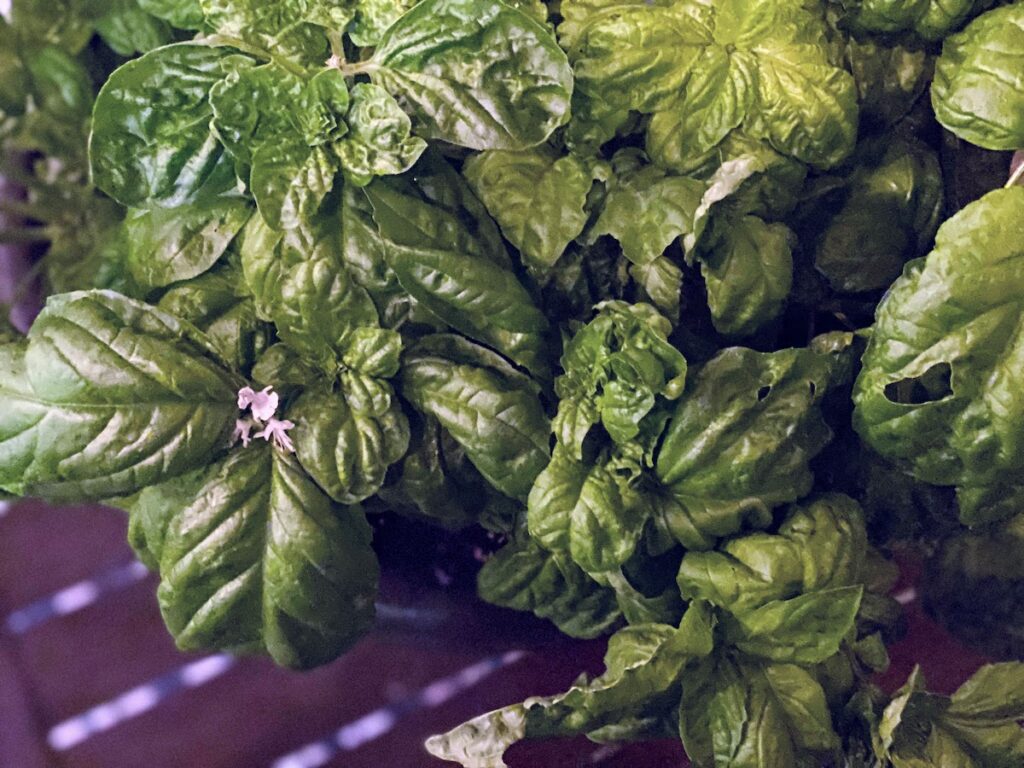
289, 383, 409, 504
136, 0, 206, 29
157, 264, 269, 372
810, 138, 944, 295
678, 494, 868, 615
199, 0, 328, 65
250, 141, 338, 231
725, 585, 864, 665
239, 210, 381, 374
426, 602, 713, 768
125, 197, 253, 289
932, 3, 1024, 151
369, 0, 573, 150
347, 0, 417, 46
527, 447, 647, 576
10, 0, 101, 52
0, 291, 241, 500
655, 346, 840, 546
95, 0, 174, 56
90, 43, 252, 208
463, 148, 599, 278
334, 83, 427, 187
570, 0, 857, 169
478, 534, 622, 639
853, 187, 1024, 525
838, 0, 995, 42
0, 18, 29, 118
141, 443, 378, 669
364, 177, 551, 377
700, 213, 793, 337
693, 656, 838, 768
401, 335, 550, 501
591, 162, 705, 268
553, 301, 686, 459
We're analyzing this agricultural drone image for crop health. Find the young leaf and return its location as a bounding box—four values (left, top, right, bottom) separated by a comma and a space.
141, 443, 378, 669
369, 0, 573, 150
334, 83, 427, 187
839, 0, 995, 42
90, 43, 253, 208
289, 383, 410, 504
0, 291, 241, 500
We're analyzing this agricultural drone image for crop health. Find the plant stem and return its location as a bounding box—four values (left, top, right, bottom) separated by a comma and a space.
1004, 158, 1024, 188
328, 31, 346, 62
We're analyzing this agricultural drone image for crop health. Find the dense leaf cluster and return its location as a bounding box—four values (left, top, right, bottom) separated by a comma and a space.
2, 0, 1024, 764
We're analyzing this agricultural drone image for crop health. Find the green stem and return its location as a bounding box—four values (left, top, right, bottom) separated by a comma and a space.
341, 60, 376, 78
328, 30, 346, 62
1004, 158, 1024, 188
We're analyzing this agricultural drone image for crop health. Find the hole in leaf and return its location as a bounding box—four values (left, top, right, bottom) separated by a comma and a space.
884, 363, 953, 405
809, 381, 817, 398
757, 385, 772, 401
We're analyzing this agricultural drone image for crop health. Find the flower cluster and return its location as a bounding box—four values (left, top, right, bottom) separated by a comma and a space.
233, 386, 296, 453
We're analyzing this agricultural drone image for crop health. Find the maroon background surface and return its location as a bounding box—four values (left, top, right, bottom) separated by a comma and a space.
0, 499, 989, 768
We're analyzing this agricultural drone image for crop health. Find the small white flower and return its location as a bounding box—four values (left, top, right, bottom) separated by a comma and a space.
237, 385, 280, 423
256, 418, 296, 454
232, 417, 257, 448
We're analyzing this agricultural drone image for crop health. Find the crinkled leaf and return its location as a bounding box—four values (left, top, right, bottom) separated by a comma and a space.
90, 43, 253, 208
553, 301, 686, 458
290, 384, 409, 504
932, 3, 1024, 151
334, 83, 426, 187
853, 187, 1024, 525
678, 494, 868, 615
463, 148, 599, 278
0, 291, 241, 500
199, 0, 327, 65
655, 346, 840, 547
370, 0, 573, 150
